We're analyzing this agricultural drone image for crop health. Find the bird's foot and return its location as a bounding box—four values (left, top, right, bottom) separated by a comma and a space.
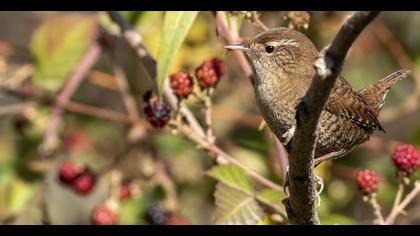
314, 173, 324, 207
281, 125, 296, 146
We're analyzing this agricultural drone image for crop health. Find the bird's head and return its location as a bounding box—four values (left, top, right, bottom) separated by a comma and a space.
225, 27, 318, 80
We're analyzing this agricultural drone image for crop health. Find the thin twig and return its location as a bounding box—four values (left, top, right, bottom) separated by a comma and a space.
109, 54, 141, 123
385, 181, 420, 224
214, 12, 254, 79
272, 133, 289, 182
286, 11, 380, 225
180, 124, 283, 192
368, 195, 385, 225
155, 161, 180, 212
40, 42, 102, 156
64, 101, 132, 124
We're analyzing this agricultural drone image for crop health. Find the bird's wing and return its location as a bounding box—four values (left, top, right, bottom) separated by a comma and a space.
325, 75, 385, 132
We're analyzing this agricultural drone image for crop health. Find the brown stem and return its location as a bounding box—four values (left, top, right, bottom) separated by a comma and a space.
272, 133, 289, 182
63, 101, 132, 125
109, 54, 141, 123
180, 124, 283, 192
368, 195, 385, 225
385, 181, 420, 224
40, 42, 102, 156
214, 12, 254, 79
286, 11, 380, 225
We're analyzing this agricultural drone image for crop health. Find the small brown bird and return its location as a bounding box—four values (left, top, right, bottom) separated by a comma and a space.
225, 27, 410, 167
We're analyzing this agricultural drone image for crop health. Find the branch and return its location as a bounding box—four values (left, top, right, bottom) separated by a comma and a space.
385, 181, 420, 224
368, 195, 385, 225
107, 10, 283, 196
40, 42, 102, 156
286, 11, 380, 225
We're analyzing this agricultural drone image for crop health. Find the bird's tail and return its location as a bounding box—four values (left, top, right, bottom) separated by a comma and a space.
358, 69, 411, 116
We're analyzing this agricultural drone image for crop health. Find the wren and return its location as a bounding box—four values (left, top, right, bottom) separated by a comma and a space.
225, 27, 410, 166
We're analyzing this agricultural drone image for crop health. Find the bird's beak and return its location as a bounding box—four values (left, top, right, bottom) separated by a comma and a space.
224, 44, 250, 52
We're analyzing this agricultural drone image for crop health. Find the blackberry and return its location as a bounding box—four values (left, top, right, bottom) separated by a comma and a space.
169, 71, 194, 98
391, 144, 420, 177
144, 204, 167, 225
143, 98, 171, 129
355, 169, 379, 195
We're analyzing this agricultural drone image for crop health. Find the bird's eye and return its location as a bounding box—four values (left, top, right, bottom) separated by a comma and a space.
265, 45, 275, 53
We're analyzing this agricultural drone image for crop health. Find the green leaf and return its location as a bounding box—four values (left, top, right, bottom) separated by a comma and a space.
213, 183, 263, 225
156, 11, 198, 94
256, 189, 286, 214
207, 164, 253, 194
31, 14, 97, 91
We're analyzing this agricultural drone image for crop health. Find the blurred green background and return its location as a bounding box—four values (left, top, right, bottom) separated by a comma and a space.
0, 11, 419, 225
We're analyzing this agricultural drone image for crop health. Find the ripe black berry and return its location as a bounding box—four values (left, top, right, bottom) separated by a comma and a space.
144, 204, 167, 225
170, 71, 194, 98
143, 98, 171, 129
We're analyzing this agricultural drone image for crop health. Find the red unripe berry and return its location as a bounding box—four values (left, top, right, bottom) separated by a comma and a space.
170, 71, 194, 98
91, 204, 117, 225
58, 160, 80, 185
166, 215, 190, 225
391, 144, 420, 177
119, 184, 131, 200
72, 170, 96, 195
355, 169, 379, 195
211, 58, 225, 78
195, 58, 224, 89
64, 130, 87, 151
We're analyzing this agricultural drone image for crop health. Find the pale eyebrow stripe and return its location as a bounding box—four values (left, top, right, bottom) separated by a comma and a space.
266, 39, 299, 47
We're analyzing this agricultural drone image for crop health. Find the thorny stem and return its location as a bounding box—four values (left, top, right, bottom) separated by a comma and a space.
385, 181, 420, 224
367, 195, 385, 225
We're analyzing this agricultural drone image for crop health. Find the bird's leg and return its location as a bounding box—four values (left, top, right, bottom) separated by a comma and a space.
283, 165, 290, 196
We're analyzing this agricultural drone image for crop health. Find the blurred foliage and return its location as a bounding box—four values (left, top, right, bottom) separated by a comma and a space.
0, 11, 419, 225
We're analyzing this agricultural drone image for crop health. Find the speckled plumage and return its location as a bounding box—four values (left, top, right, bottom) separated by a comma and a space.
230, 27, 410, 166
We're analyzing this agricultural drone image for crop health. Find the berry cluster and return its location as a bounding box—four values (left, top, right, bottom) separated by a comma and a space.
168, 57, 225, 99
58, 160, 96, 195
195, 58, 224, 90
144, 204, 189, 225
391, 144, 420, 177
91, 204, 117, 225
355, 169, 379, 195
143, 92, 171, 129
